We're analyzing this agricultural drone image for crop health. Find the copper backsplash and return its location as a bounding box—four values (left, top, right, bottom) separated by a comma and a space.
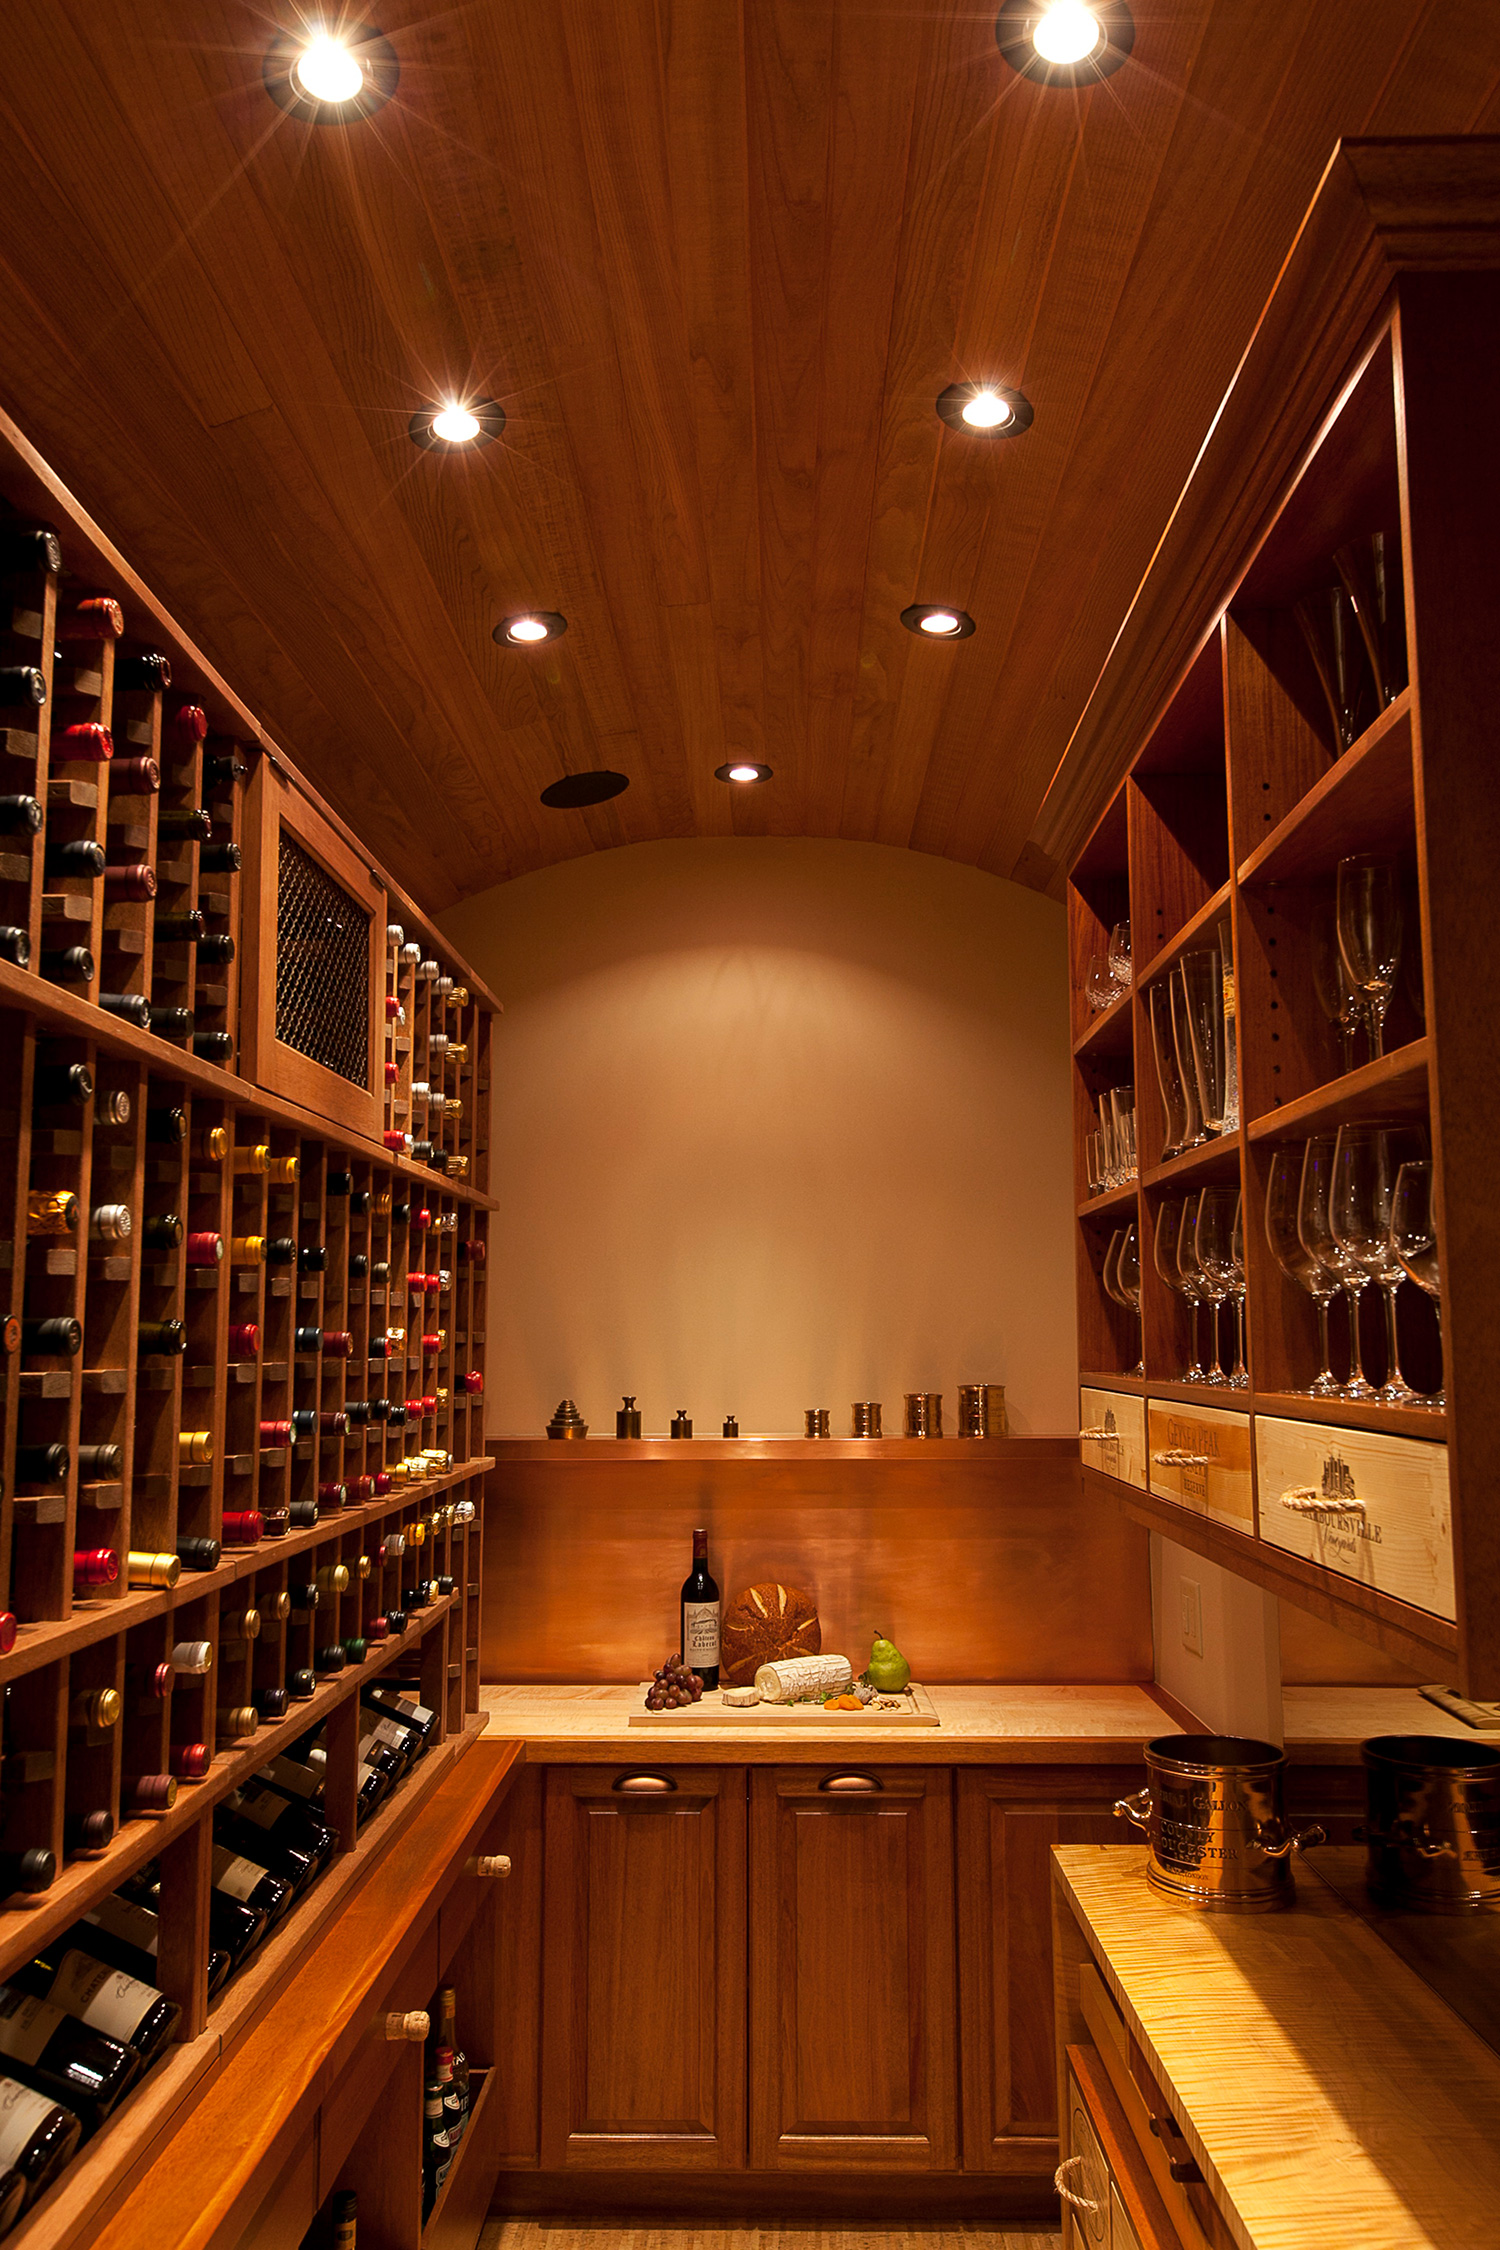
479, 1438, 1151, 1684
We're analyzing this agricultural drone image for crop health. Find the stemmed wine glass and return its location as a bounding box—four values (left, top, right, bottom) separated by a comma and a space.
1176, 951, 1228, 1138
1148, 980, 1192, 1162
1087, 956, 1118, 1014
1194, 1187, 1240, 1390
1331, 1121, 1427, 1405
1299, 1132, 1373, 1399
1108, 922, 1132, 991
1168, 965, 1210, 1150
1264, 1142, 1342, 1396
1116, 1220, 1143, 1376
1391, 1160, 1443, 1408
1311, 909, 1361, 1076
1337, 857, 1403, 1059
1154, 1197, 1205, 1383
1230, 1193, 1247, 1387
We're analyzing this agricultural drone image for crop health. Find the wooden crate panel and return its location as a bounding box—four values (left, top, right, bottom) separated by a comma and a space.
1146, 1400, 1251, 1532
1080, 1389, 1147, 1492
1256, 1414, 1454, 1622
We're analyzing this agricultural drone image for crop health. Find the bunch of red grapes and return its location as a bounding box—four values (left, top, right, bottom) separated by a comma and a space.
644, 1656, 704, 1710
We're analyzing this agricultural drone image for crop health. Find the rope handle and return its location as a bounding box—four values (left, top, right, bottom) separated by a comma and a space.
1079, 1427, 1117, 1440
1154, 1448, 1210, 1467
1280, 1486, 1366, 1516
1054, 2153, 1100, 2215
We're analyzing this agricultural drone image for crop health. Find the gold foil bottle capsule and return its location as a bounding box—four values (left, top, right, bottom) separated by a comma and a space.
127, 1550, 180, 1589
70, 1688, 121, 1731
233, 1143, 271, 1175
231, 1235, 265, 1265
267, 1154, 299, 1185
27, 1189, 78, 1237
178, 1429, 214, 1465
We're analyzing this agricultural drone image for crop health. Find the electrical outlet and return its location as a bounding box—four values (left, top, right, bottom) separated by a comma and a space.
1179, 1576, 1203, 1657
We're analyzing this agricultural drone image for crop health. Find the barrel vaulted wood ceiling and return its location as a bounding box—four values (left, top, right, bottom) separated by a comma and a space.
0, 4, 1497, 909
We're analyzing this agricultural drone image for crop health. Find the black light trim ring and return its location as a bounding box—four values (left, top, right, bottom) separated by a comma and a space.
994, 1, 1134, 85
714, 762, 774, 785
409, 400, 507, 452
900, 605, 977, 640
540, 771, 629, 810
494, 612, 568, 647
936, 382, 1035, 439
263, 25, 400, 121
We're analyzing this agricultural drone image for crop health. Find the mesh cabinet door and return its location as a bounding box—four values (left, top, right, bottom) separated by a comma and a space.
239, 759, 384, 1136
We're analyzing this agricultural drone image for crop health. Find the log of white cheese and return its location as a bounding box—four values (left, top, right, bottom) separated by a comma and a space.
721, 1687, 761, 1708
754, 1653, 853, 1703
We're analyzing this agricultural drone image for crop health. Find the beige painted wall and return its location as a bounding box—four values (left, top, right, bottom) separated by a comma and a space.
441, 838, 1075, 1439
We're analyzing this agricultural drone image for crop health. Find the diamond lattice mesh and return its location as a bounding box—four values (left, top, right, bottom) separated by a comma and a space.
276, 835, 370, 1085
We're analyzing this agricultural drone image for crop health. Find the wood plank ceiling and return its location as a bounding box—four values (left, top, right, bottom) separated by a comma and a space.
0, 2, 1497, 909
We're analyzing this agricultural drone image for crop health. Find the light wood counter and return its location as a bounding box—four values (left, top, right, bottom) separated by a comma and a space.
1055, 1844, 1500, 2250
1283, 1683, 1500, 1752
478, 1681, 1173, 1762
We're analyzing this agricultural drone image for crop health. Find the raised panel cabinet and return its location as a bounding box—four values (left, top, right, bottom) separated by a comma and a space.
539, 1765, 747, 2170
748, 1766, 956, 2171
956, 1767, 1127, 2174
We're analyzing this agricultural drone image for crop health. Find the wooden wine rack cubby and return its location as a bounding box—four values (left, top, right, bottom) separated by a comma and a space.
0, 402, 499, 2242
1067, 142, 1500, 1694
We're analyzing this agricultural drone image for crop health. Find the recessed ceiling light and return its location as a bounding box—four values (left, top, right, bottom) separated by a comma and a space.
540, 771, 629, 809
936, 382, 1035, 440
714, 762, 773, 785
263, 23, 399, 121
994, 0, 1134, 84
901, 604, 976, 640
494, 612, 567, 647
409, 399, 506, 451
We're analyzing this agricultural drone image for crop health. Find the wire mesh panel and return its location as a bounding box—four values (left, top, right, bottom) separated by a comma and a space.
276, 834, 371, 1086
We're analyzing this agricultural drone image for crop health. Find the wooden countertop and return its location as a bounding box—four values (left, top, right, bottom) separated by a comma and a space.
1055, 1844, 1500, 2250
479, 1681, 1179, 1762
1283, 1683, 1500, 1752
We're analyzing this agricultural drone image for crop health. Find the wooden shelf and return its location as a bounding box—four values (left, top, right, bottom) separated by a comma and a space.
1071, 990, 1133, 1057
1238, 689, 1415, 887
1245, 1036, 1429, 1140
1141, 1130, 1243, 1191
1076, 1182, 1138, 1221
485, 1435, 1058, 1462
1135, 877, 1233, 989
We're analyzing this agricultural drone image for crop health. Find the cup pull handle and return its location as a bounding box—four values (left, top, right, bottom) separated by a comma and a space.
614, 1773, 676, 1793
1153, 1449, 1210, 1467
821, 1773, 881, 1792
1053, 2154, 1100, 2215
1280, 1486, 1366, 1516
1113, 1789, 1152, 1831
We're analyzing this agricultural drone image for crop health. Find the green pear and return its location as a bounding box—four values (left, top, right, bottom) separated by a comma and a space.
868, 1631, 910, 1693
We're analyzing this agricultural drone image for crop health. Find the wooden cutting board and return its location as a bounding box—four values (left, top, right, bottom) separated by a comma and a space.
628, 1682, 940, 1726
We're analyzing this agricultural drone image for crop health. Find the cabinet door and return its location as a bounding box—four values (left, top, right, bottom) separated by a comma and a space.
540, 1764, 746, 2169
749, 1766, 956, 2171
956, 1766, 1130, 2173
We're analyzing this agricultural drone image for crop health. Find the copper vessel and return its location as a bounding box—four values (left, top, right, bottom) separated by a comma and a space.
1362, 1734, 1500, 1912
804, 1408, 831, 1438
851, 1402, 883, 1437
904, 1392, 943, 1438
1114, 1734, 1324, 1911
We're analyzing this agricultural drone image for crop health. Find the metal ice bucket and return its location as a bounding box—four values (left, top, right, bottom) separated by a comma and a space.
1114, 1733, 1324, 1911
1362, 1734, 1500, 1913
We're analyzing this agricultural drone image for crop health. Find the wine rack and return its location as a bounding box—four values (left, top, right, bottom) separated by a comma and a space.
1068, 146, 1500, 1692
0, 407, 497, 2241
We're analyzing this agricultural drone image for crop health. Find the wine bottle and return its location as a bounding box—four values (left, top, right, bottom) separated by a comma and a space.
0, 797, 40, 836
53, 721, 112, 760
259, 1419, 291, 1445
125, 1552, 178, 1590
56, 597, 122, 643
362, 1686, 437, 1749
110, 755, 159, 795
17, 1948, 180, 2064
14, 1443, 66, 1485
330, 2188, 357, 2250
39, 946, 93, 985
68, 1690, 120, 1734
102, 863, 155, 900
61, 1811, 113, 1859
679, 1528, 720, 1689
196, 933, 235, 966
199, 840, 241, 873
205, 1886, 267, 1974
267, 1154, 299, 1184
43, 839, 104, 880
205, 751, 249, 790
144, 1103, 186, 1143
76, 1892, 232, 1999
313, 1645, 346, 1676
0, 669, 45, 708
214, 1799, 323, 1894
157, 807, 211, 842
142, 1214, 183, 1250
287, 1668, 316, 1699
171, 703, 207, 747
123, 1776, 176, 1815
193, 1032, 233, 1062
151, 1006, 192, 1042
25, 1191, 77, 1238
195, 1126, 229, 1164
320, 1409, 347, 1434
322, 1331, 352, 1358
89, 1205, 131, 1243
0, 2074, 80, 2211
22, 1318, 81, 1358
423, 2080, 453, 2215
230, 1235, 264, 1266
221, 1512, 263, 1547
216, 1707, 258, 1740
327, 1169, 353, 1197
0, 525, 61, 576
290, 1409, 317, 1438
178, 1430, 213, 1466
184, 1233, 222, 1268
33, 1062, 89, 1110
0, 1852, 53, 1899
294, 1326, 322, 1354
298, 1244, 326, 1273
175, 1537, 219, 1571
0, 927, 29, 968
137, 1319, 186, 1356
167, 1744, 210, 1781
153, 908, 203, 944
99, 993, 151, 1030
265, 1237, 296, 1265
114, 653, 171, 693
251, 1688, 288, 1723
0, 1986, 140, 2130
228, 1321, 260, 1356
287, 1583, 319, 1614
76, 1445, 122, 1480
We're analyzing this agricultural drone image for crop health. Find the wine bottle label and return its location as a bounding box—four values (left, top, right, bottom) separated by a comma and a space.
88, 1895, 159, 1957
683, 1601, 721, 1666
0, 1989, 64, 2068
265, 1755, 320, 1801
0, 2079, 60, 2170
211, 1847, 266, 1904
357, 1760, 380, 1788
49, 1952, 157, 2043
237, 1792, 289, 1833
369, 1716, 408, 1758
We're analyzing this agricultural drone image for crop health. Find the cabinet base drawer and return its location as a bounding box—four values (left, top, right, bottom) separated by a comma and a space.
1256, 1414, 1454, 1621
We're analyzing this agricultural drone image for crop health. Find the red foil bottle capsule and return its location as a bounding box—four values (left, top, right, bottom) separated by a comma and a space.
422, 1395, 438, 1414
351, 1475, 374, 1500
383, 1130, 410, 1153
373, 1472, 392, 1495
110, 755, 160, 796
318, 1481, 348, 1507
259, 1419, 292, 1444
228, 1321, 260, 1357
461, 1370, 484, 1394
58, 596, 124, 641
221, 1511, 264, 1546
406, 1398, 424, 1418
384, 1060, 400, 1085
103, 862, 157, 900
169, 1742, 211, 1780
0, 1612, 16, 1656
366, 1615, 390, 1640
384, 994, 402, 1021
173, 703, 208, 743
322, 1331, 352, 1358
73, 1548, 117, 1588
421, 1334, 442, 1356
127, 1774, 177, 1813
412, 1207, 432, 1232
55, 721, 113, 761
149, 1661, 175, 1698
185, 1231, 223, 1266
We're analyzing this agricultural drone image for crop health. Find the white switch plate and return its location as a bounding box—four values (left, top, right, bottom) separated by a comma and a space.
1180, 1577, 1203, 1656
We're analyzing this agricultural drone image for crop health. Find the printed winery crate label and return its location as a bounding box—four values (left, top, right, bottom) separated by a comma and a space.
1147, 1401, 1252, 1528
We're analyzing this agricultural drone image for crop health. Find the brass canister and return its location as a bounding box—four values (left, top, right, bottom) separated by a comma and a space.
804, 1408, 831, 1438
1362, 1734, 1500, 1912
615, 1396, 641, 1440
851, 1402, 883, 1437
1114, 1734, 1324, 1910
547, 1398, 588, 1439
904, 1391, 943, 1437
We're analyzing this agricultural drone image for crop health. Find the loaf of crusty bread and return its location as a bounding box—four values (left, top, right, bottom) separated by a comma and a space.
720, 1582, 820, 1687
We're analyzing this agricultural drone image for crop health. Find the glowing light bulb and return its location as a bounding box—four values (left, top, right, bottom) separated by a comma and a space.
727, 764, 761, 783
291, 35, 366, 104
962, 390, 1013, 430
1032, 1, 1103, 64
432, 404, 482, 444
919, 611, 961, 636
507, 617, 549, 644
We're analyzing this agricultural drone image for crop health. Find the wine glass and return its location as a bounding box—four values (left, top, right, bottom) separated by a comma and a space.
1194, 1188, 1239, 1390
1294, 584, 1371, 752
1176, 951, 1228, 1137
1335, 531, 1407, 707
1148, 979, 1192, 1163
1168, 964, 1209, 1150
1391, 1160, 1443, 1408
1102, 1229, 1130, 1368
1087, 956, 1117, 1014
1229, 1192, 1247, 1388
1331, 1121, 1426, 1405
1310, 908, 1361, 1077
1297, 1132, 1370, 1397
1337, 856, 1403, 1060
1217, 916, 1240, 1133
1154, 1197, 1205, 1383
1108, 921, 1132, 991
1086, 1129, 1104, 1198
1264, 1142, 1341, 1396
1116, 1220, 1143, 1376
1110, 1087, 1136, 1184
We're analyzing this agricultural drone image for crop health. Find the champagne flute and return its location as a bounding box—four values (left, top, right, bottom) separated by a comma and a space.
1335, 531, 1407, 707
1116, 1220, 1143, 1376
1297, 1132, 1370, 1397
1294, 584, 1370, 752
1176, 951, 1228, 1138
1331, 1122, 1426, 1404
1108, 921, 1132, 991
1391, 1160, 1443, 1408
1310, 908, 1361, 1077
1264, 1143, 1341, 1396
1194, 1187, 1239, 1390
1229, 1192, 1247, 1389
1102, 1229, 1129, 1369
1148, 978, 1192, 1162
1168, 964, 1209, 1150
1154, 1197, 1204, 1382
1336, 856, 1403, 1060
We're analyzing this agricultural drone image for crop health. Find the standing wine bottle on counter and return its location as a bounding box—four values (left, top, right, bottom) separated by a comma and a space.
680, 1528, 720, 1690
